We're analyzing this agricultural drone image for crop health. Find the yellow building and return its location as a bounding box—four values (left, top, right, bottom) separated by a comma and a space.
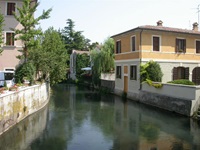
112, 20, 200, 97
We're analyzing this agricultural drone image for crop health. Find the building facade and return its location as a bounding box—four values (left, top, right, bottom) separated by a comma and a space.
70, 50, 90, 80
112, 21, 200, 97
0, 0, 24, 71
0, 0, 37, 71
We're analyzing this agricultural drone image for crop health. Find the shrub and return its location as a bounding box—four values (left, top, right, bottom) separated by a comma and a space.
167, 79, 195, 85
140, 61, 163, 82
15, 62, 36, 85
146, 61, 163, 82
146, 79, 163, 88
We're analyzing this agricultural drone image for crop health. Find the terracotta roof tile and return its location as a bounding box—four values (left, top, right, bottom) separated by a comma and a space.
139, 25, 200, 35
112, 25, 200, 37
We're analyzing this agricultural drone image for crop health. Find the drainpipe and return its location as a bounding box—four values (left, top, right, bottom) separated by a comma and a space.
139, 29, 143, 90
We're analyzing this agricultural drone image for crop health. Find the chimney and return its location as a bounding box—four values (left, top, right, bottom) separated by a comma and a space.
193, 22, 198, 31
157, 20, 163, 26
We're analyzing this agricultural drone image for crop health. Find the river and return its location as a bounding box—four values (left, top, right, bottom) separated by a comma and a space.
0, 84, 200, 150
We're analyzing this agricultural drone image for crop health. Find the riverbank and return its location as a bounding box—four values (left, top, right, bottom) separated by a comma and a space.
0, 83, 50, 136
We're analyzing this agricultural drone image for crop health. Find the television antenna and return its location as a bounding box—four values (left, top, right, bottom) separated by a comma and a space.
197, 4, 200, 25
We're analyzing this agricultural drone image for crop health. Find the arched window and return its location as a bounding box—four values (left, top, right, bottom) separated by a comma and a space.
173, 67, 189, 80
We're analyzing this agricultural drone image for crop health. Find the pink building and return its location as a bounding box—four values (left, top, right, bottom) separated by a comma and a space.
0, 0, 36, 71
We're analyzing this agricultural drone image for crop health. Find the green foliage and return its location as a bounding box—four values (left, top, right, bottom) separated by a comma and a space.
90, 38, 114, 86
140, 61, 163, 82
167, 79, 195, 85
146, 61, 163, 82
3, 82, 8, 90
15, 62, 36, 85
0, 10, 4, 55
140, 63, 150, 82
101, 38, 115, 73
61, 19, 89, 54
90, 50, 102, 86
29, 27, 68, 85
13, 0, 52, 62
3, 81, 7, 87
140, 122, 160, 142
76, 53, 90, 79
146, 79, 163, 88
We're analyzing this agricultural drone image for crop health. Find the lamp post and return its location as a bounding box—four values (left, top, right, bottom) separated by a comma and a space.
197, 4, 200, 25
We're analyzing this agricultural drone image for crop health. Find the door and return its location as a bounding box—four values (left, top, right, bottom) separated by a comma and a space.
124, 76, 128, 93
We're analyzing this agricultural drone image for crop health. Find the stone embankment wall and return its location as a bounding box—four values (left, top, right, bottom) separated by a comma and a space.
0, 83, 50, 135
101, 73, 115, 92
115, 82, 200, 117
134, 83, 200, 116
0, 104, 48, 150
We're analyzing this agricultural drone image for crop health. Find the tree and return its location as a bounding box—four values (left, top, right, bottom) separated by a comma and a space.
146, 61, 163, 82
0, 10, 4, 55
13, 0, 52, 62
101, 38, 114, 73
61, 19, 89, 54
29, 27, 68, 85
76, 53, 90, 79
90, 49, 102, 86
140, 61, 163, 82
90, 38, 114, 86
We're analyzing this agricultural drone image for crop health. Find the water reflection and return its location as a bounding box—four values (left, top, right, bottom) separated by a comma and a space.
0, 104, 48, 150
1, 84, 200, 150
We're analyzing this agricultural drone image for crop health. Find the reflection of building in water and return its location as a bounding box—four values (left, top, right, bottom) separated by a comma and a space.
112, 97, 195, 150
0, 105, 48, 150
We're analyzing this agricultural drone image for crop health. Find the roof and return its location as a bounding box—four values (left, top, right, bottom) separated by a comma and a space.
111, 25, 200, 38
72, 50, 90, 55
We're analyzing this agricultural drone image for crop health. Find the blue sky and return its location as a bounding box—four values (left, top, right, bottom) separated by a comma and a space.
35, 0, 200, 43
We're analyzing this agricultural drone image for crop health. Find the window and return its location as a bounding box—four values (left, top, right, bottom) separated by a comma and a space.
130, 65, 137, 80
116, 41, 121, 53
153, 36, 160, 51
116, 66, 121, 78
7, 3, 16, 15
176, 38, 186, 53
173, 67, 189, 80
131, 36, 135, 51
6, 33, 15, 46
196, 41, 200, 53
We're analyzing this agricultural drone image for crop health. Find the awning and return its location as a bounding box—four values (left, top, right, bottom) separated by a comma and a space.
81, 67, 91, 71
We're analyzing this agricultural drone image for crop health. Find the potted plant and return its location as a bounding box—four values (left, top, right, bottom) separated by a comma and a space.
9, 84, 18, 91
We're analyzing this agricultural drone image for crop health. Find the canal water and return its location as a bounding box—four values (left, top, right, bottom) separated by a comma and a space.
0, 84, 200, 150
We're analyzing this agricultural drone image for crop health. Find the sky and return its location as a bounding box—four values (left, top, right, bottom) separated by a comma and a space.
35, 0, 200, 43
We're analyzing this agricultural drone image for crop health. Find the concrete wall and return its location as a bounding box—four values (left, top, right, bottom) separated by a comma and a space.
101, 80, 115, 92
0, 83, 50, 135
101, 73, 115, 92
142, 83, 198, 100
101, 73, 115, 81
140, 82, 200, 116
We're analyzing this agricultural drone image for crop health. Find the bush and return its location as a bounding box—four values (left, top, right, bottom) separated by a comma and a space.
146, 61, 163, 82
15, 62, 36, 85
167, 79, 195, 85
140, 61, 163, 82
146, 79, 163, 88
